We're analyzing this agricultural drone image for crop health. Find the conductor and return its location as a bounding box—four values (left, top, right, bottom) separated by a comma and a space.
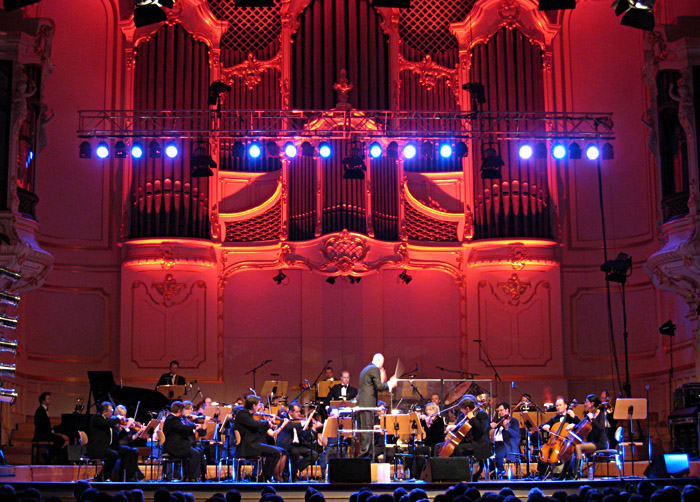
357, 353, 397, 458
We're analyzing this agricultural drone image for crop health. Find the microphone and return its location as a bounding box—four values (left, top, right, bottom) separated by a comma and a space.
473, 339, 482, 343
327, 359, 333, 363
264, 359, 272, 363
271, 373, 280, 377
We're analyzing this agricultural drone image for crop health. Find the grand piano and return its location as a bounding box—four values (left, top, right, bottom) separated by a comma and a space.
54, 371, 170, 444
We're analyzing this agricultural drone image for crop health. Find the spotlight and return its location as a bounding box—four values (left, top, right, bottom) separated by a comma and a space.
601, 252, 632, 283
301, 141, 314, 157
0, 291, 20, 307
387, 141, 399, 158
348, 276, 362, 284
538, 0, 575, 10
613, 0, 655, 30
0, 387, 17, 404
232, 141, 245, 158
342, 142, 366, 179
165, 141, 179, 158
455, 142, 468, 158
403, 143, 417, 160
318, 142, 332, 158
148, 140, 162, 158
133, 0, 173, 28
569, 142, 582, 160
0, 363, 15, 377
266, 141, 280, 157
586, 144, 600, 160
519, 144, 533, 160
284, 142, 297, 158
535, 142, 547, 159
602, 143, 614, 160
463, 82, 486, 111
372, 0, 410, 7
272, 271, 287, 285
421, 141, 434, 158
3, 0, 41, 11
0, 314, 18, 330
326, 276, 337, 285
369, 142, 383, 159
480, 142, 504, 179
439, 143, 453, 158
399, 270, 413, 284
0, 268, 21, 282
191, 144, 216, 177
552, 143, 567, 160
0, 338, 18, 355
249, 142, 262, 159
659, 320, 676, 337
130, 141, 144, 159
114, 141, 127, 159
79, 141, 92, 159
207, 80, 231, 107
95, 142, 110, 159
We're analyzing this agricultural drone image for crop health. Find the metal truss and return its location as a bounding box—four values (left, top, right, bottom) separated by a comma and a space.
77, 109, 615, 141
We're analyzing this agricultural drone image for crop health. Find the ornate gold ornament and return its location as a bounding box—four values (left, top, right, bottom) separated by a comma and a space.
222, 52, 282, 90
498, 0, 520, 23
509, 245, 529, 270
322, 229, 369, 272
499, 273, 530, 301
398, 53, 458, 93
333, 69, 354, 110
158, 245, 177, 270
648, 31, 667, 64
152, 274, 187, 303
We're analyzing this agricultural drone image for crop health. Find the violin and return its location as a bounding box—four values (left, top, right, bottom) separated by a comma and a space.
488, 414, 512, 443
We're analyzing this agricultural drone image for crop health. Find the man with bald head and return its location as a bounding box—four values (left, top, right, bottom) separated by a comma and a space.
357, 353, 397, 458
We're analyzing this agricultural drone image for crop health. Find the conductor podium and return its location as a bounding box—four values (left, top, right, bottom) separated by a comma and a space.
156, 384, 186, 400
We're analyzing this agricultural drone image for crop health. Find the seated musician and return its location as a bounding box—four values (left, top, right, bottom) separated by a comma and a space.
182, 400, 209, 474
573, 394, 608, 478
32, 392, 65, 464
112, 404, 145, 480
489, 402, 521, 478
235, 395, 285, 482
163, 400, 206, 481
538, 397, 580, 478
445, 395, 492, 478
157, 360, 186, 388
411, 402, 446, 476
197, 397, 213, 415
86, 402, 141, 482
274, 402, 320, 481
327, 370, 358, 402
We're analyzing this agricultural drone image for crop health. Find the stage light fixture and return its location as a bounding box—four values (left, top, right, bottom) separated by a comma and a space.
348, 276, 362, 284
659, 320, 676, 337
463, 82, 486, 111
0, 387, 17, 404
190, 144, 216, 178
249, 142, 262, 159
0, 291, 20, 307
284, 142, 298, 158
165, 141, 179, 158
613, 0, 655, 30
0, 363, 15, 377
0, 268, 21, 282
301, 141, 314, 157
272, 271, 287, 285
130, 141, 144, 159
318, 142, 332, 158
95, 142, 110, 159
79, 141, 92, 159
439, 143, 453, 158
552, 143, 567, 160
369, 142, 383, 158
372, 0, 410, 7
3, 0, 41, 11
266, 141, 280, 157
342, 141, 366, 179
601, 252, 632, 284
148, 140, 162, 158
519, 144, 533, 160
569, 142, 582, 160
326, 276, 337, 285
387, 141, 399, 158
207, 80, 231, 106
480, 142, 504, 179
602, 143, 614, 160
535, 142, 547, 159
0, 338, 18, 355
232, 141, 245, 158
114, 141, 127, 159
0, 314, 18, 330
403, 143, 417, 160
538, 0, 575, 10
133, 0, 174, 28
421, 141, 434, 158
455, 142, 468, 158
586, 144, 600, 160
399, 270, 413, 284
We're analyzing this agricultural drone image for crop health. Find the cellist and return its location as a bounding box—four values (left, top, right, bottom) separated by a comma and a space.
537, 398, 580, 478
573, 394, 608, 478
445, 395, 492, 471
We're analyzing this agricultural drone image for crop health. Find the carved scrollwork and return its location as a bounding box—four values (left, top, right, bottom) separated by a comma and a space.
153, 273, 187, 303
398, 53, 458, 93
322, 229, 368, 272
499, 273, 530, 302
498, 0, 520, 23
132, 275, 206, 308
509, 245, 529, 270
221, 51, 282, 90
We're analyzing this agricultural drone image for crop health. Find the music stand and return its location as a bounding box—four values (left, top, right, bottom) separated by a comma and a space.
261, 380, 288, 398
156, 385, 186, 400
380, 414, 416, 480
518, 410, 541, 475
317, 381, 333, 398
330, 399, 356, 409
613, 398, 647, 476
202, 405, 218, 419
321, 417, 354, 457
135, 419, 160, 440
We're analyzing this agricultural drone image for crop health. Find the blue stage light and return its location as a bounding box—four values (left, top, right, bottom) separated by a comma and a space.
131, 142, 144, 159
318, 142, 332, 158
552, 143, 567, 160
403, 143, 417, 160
369, 142, 383, 158
284, 142, 297, 158
586, 144, 600, 160
95, 142, 110, 159
439, 143, 453, 158
165, 142, 179, 158
249, 142, 262, 158
519, 144, 533, 160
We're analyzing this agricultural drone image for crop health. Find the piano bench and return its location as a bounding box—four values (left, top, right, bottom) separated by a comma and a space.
31, 442, 53, 464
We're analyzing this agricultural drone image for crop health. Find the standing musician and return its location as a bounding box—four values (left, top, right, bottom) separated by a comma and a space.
538, 397, 580, 478
446, 395, 492, 462
87, 402, 142, 482
573, 394, 608, 477
235, 395, 285, 482
274, 402, 320, 481
163, 401, 206, 481
157, 360, 186, 388
489, 402, 521, 477
327, 370, 358, 402
357, 353, 397, 458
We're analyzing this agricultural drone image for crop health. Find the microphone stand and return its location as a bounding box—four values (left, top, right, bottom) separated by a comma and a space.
309, 359, 333, 404
244, 359, 271, 391
409, 380, 426, 408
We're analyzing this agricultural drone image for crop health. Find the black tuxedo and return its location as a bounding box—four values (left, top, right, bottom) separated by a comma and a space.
157, 373, 186, 387
451, 409, 493, 461
357, 363, 389, 457
234, 408, 283, 481
87, 413, 140, 481
491, 415, 521, 472
163, 414, 205, 480
33, 405, 65, 463
275, 420, 318, 481
327, 383, 358, 402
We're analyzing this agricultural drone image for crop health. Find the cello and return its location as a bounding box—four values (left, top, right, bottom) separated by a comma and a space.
438, 401, 486, 457
538, 400, 577, 465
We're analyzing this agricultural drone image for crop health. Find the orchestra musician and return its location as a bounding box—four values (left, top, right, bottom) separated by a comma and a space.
86, 402, 142, 482
112, 404, 145, 481
600, 388, 617, 448
411, 402, 446, 476
324, 366, 335, 381
538, 397, 580, 479
274, 402, 320, 481
235, 395, 285, 482
489, 402, 521, 478
32, 392, 65, 464
157, 360, 186, 388
162, 401, 206, 482
573, 394, 608, 478
446, 395, 492, 463
326, 370, 358, 402
357, 353, 397, 458
197, 397, 213, 415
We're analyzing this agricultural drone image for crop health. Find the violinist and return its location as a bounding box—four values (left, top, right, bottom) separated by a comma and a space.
446, 396, 492, 463
235, 395, 285, 482
600, 388, 617, 447
112, 405, 146, 481
573, 394, 608, 478
87, 402, 142, 482
489, 402, 520, 478
274, 402, 319, 481
420, 402, 446, 453
163, 401, 206, 482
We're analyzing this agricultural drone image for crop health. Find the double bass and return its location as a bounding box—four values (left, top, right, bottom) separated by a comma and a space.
539, 400, 577, 465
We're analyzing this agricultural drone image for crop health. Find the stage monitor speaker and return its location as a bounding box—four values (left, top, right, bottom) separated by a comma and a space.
420, 457, 471, 482
65, 444, 82, 463
644, 455, 669, 478
329, 458, 371, 483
